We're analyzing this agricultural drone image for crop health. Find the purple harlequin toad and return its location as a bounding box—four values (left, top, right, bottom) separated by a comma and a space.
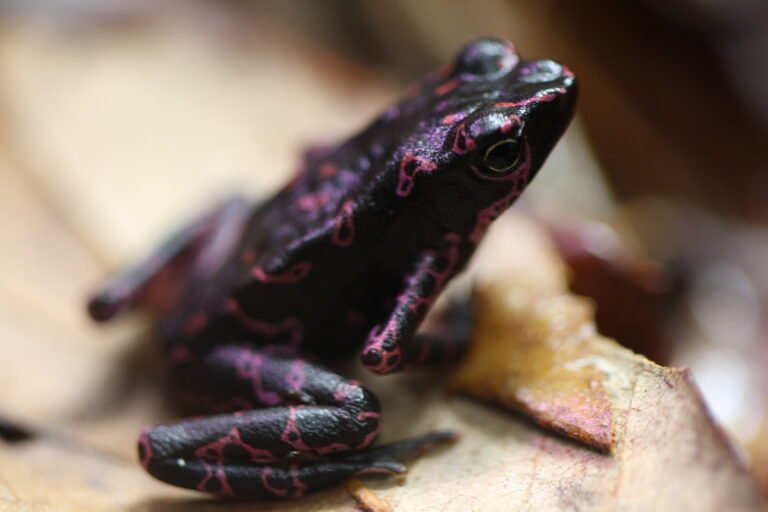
87, 38, 576, 499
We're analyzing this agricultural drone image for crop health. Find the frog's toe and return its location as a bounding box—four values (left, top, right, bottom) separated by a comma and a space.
350, 430, 458, 468
360, 346, 404, 375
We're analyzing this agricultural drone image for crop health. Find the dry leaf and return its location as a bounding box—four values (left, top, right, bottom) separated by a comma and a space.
453, 217, 673, 451
549, 219, 673, 364
345, 479, 392, 512
452, 285, 617, 452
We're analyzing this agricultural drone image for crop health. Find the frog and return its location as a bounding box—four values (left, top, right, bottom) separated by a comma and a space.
87, 38, 577, 500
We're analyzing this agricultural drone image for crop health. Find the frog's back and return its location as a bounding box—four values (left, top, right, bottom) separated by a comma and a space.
229, 91, 451, 284
236, 64, 494, 274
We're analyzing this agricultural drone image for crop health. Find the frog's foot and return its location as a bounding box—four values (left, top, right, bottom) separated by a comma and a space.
140, 346, 455, 498
87, 196, 250, 321
141, 427, 456, 499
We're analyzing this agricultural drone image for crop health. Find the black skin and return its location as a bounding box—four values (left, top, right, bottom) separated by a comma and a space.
88, 38, 577, 499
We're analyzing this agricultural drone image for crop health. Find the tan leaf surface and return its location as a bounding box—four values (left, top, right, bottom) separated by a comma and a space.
452, 216, 651, 452
0, 12, 764, 512
452, 286, 616, 452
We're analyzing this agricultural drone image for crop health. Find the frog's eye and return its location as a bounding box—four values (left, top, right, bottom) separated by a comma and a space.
480, 138, 522, 174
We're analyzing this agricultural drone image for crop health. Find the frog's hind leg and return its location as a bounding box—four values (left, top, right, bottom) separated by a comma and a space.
87, 197, 250, 321
141, 346, 455, 499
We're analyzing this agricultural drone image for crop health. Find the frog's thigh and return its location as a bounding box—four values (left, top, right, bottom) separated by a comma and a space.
171, 345, 373, 414
88, 196, 250, 321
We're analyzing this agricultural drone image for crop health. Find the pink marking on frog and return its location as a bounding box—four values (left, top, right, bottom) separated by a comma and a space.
436, 77, 460, 96
195, 427, 278, 463
319, 163, 337, 178
183, 311, 208, 336
452, 123, 476, 155
494, 90, 564, 109
407, 233, 460, 315
356, 411, 382, 448
441, 112, 468, 125
470, 143, 532, 244
305, 406, 380, 454
332, 200, 355, 247
227, 299, 303, 348
295, 191, 331, 211
285, 360, 306, 392
252, 262, 312, 283
260, 465, 308, 498
280, 406, 312, 451
234, 351, 282, 407
261, 467, 290, 498
288, 464, 308, 497
500, 114, 522, 134
333, 381, 360, 403
197, 462, 235, 497
396, 154, 437, 197
308, 381, 378, 454
317, 442, 355, 454
137, 426, 153, 468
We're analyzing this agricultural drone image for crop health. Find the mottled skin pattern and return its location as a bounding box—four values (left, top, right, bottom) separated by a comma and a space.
88, 38, 577, 499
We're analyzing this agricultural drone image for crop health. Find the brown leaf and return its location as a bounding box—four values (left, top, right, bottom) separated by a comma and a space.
453, 215, 675, 452
452, 285, 616, 452
549, 219, 674, 364
345, 479, 393, 512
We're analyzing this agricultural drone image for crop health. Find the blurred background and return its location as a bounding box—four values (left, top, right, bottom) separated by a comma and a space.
1, 0, 768, 499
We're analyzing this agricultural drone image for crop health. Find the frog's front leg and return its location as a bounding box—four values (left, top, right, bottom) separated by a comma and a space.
88, 197, 249, 321
361, 234, 471, 375
142, 346, 453, 499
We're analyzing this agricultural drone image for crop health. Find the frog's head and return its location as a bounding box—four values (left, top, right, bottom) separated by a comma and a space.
447, 39, 576, 179
388, 38, 577, 243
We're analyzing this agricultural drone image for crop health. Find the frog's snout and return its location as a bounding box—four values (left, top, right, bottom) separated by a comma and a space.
519, 58, 578, 120
518, 59, 574, 86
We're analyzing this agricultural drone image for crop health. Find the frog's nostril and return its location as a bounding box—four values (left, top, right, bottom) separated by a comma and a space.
518, 59, 566, 84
